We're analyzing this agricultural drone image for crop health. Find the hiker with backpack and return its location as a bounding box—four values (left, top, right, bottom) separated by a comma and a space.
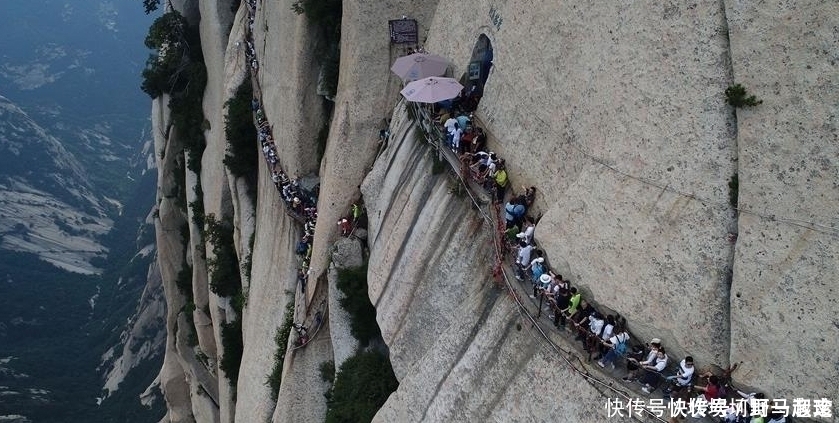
597, 325, 630, 369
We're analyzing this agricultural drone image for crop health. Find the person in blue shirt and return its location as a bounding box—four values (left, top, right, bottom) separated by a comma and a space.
504, 198, 525, 229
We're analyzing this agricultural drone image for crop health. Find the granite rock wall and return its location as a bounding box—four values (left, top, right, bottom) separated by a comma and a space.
725, 0, 839, 400
151, 0, 838, 420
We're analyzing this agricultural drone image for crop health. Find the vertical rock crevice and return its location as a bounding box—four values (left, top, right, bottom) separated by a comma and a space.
719, 0, 738, 374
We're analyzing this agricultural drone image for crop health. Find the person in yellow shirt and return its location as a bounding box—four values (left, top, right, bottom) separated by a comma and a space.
494, 162, 508, 203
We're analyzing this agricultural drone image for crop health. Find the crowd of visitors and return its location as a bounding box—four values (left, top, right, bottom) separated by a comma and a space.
416, 88, 804, 423
243, 0, 364, 304
243, 0, 319, 299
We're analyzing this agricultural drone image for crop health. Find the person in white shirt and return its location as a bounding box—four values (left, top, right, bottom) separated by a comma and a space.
517, 217, 535, 244
623, 338, 662, 382
443, 117, 457, 133
671, 356, 695, 386
451, 123, 463, 152
515, 240, 533, 280
532, 271, 552, 296
639, 348, 669, 393
663, 356, 695, 397
444, 117, 457, 148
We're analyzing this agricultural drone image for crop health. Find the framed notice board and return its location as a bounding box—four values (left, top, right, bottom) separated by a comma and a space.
389, 19, 418, 44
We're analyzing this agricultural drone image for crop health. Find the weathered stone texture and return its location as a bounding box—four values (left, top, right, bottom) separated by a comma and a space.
251, 0, 324, 179
151, 0, 839, 419
233, 162, 301, 423
306, 0, 440, 303
426, 0, 737, 368
153, 95, 195, 423
725, 0, 839, 400
364, 113, 636, 422
362, 127, 494, 378
271, 322, 333, 423
196, 2, 243, 421
327, 238, 362, 369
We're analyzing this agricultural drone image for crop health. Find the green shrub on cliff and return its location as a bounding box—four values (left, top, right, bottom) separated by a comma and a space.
189, 184, 205, 231
324, 351, 398, 423
203, 213, 245, 388
140, 10, 207, 172
219, 318, 243, 387
728, 173, 739, 208
725, 84, 763, 108
319, 360, 335, 382
142, 0, 161, 14
141, 11, 191, 98
325, 262, 397, 422
266, 301, 295, 399
223, 77, 259, 180
204, 214, 242, 299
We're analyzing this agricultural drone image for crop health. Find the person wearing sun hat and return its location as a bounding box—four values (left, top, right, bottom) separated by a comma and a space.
534, 272, 554, 299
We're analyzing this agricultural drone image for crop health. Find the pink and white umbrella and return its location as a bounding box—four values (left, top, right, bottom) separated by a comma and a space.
400, 77, 464, 104
391, 53, 450, 81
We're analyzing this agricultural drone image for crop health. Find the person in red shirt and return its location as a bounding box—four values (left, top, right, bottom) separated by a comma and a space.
693, 374, 724, 401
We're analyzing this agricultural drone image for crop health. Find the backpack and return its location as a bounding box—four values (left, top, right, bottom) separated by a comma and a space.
614, 333, 628, 356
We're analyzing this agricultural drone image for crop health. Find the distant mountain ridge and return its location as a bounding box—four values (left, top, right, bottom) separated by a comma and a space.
0, 2, 165, 422
0, 94, 111, 274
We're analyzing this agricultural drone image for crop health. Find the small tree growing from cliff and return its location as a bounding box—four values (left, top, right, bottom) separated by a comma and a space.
725, 84, 763, 108
141, 11, 190, 98
219, 317, 243, 388
266, 301, 295, 399
141, 0, 163, 14
223, 76, 259, 183
140, 9, 208, 172
204, 214, 243, 299
728, 174, 739, 208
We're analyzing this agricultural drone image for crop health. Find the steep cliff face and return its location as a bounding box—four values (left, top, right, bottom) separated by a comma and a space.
426, 0, 739, 368
416, 0, 837, 401
725, 0, 839, 399
305, 0, 439, 301
152, 93, 196, 423
150, 0, 838, 421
